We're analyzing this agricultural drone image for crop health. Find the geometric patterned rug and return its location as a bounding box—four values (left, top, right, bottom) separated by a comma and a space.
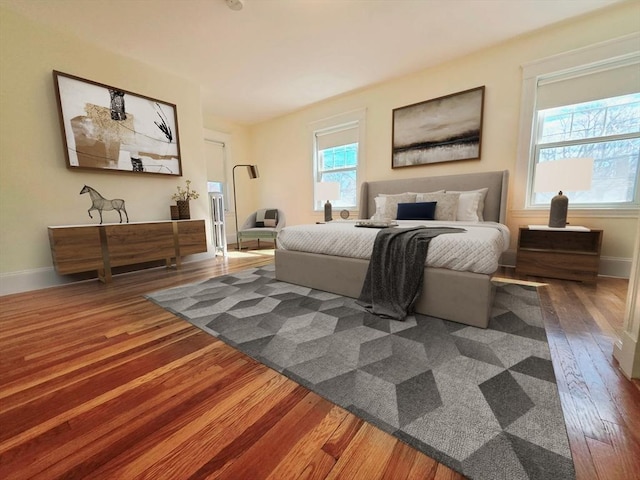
146, 265, 575, 480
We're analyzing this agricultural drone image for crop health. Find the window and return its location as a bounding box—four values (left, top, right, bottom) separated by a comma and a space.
203, 132, 229, 211
516, 34, 640, 212
311, 110, 366, 211
531, 93, 640, 207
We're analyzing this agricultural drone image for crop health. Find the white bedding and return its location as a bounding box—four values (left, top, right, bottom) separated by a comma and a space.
277, 220, 510, 274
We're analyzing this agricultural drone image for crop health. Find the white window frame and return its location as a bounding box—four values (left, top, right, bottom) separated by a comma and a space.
514, 33, 640, 219
309, 108, 366, 212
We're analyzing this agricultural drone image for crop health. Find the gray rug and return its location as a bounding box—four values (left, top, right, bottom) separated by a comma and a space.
146, 265, 574, 480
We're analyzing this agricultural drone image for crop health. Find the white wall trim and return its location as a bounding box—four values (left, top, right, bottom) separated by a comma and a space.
521, 33, 640, 80
599, 256, 633, 279
514, 33, 640, 212
0, 251, 216, 297
614, 217, 640, 379
0, 266, 77, 296
309, 108, 367, 213
510, 208, 640, 220
3, 249, 630, 297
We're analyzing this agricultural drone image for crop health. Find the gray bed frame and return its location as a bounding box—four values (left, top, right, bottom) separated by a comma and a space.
275, 170, 509, 328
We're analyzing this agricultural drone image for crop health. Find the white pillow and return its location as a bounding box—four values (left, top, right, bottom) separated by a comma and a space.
416, 192, 460, 221
415, 190, 445, 202
446, 188, 489, 222
408, 190, 444, 197
372, 192, 417, 220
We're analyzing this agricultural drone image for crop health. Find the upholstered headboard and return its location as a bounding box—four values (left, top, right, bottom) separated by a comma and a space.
358, 170, 509, 223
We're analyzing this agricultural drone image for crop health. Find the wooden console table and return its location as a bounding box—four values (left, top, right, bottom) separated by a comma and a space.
48, 220, 207, 283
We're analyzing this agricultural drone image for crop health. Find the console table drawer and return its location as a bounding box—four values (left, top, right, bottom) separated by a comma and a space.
49, 220, 207, 282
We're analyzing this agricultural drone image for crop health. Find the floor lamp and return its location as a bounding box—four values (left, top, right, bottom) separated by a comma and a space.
233, 164, 260, 248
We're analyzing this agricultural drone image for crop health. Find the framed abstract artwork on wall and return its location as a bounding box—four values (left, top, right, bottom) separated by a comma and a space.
53, 70, 182, 176
392, 86, 485, 168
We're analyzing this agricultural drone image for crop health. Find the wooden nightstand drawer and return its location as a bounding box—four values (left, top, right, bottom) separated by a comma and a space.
515, 227, 603, 283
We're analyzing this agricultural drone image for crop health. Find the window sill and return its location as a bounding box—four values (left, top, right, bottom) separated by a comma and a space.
510, 208, 639, 219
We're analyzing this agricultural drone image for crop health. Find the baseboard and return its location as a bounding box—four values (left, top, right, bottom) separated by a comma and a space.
0, 266, 78, 296
614, 332, 640, 379
1, 250, 631, 297
0, 251, 216, 297
600, 256, 633, 278
501, 249, 631, 279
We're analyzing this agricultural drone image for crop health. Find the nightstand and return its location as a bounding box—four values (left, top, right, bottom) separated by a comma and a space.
515, 226, 603, 283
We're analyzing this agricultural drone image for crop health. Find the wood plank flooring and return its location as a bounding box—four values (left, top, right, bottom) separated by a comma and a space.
0, 247, 637, 479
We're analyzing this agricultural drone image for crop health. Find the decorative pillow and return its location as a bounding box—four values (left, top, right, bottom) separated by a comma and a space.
372, 197, 386, 221
255, 209, 278, 227
408, 190, 444, 196
416, 192, 460, 221
446, 188, 489, 222
373, 193, 417, 220
396, 202, 437, 220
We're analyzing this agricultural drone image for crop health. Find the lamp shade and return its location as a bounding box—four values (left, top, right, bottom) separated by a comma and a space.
534, 157, 594, 228
315, 182, 341, 201
534, 158, 594, 194
248, 165, 259, 179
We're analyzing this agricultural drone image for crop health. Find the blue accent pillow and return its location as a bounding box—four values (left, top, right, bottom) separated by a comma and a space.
396, 202, 437, 220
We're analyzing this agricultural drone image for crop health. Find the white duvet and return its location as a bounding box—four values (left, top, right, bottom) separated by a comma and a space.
277, 220, 510, 274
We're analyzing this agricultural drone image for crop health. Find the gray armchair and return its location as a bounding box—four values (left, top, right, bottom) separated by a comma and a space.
237, 208, 286, 250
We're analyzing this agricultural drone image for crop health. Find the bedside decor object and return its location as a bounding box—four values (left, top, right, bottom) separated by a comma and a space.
176, 201, 190, 220
340, 209, 350, 219
534, 157, 593, 228
232, 164, 260, 248
79, 185, 128, 224
316, 181, 341, 222
172, 179, 199, 220
355, 220, 399, 228
170, 205, 179, 220
392, 86, 485, 168
53, 71, 182, 176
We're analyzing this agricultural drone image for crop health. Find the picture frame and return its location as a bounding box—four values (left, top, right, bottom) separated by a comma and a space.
392, 86, 485, 168
53, 70, 182, 176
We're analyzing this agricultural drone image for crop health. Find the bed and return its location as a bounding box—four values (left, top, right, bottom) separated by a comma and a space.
275, 170, 509, 328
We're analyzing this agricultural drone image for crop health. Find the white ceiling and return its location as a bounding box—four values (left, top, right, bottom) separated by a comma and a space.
1, 0, 625, 125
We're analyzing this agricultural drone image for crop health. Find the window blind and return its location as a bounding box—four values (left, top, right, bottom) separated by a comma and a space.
536, 56, 640, 110
315, 123, 358, 150
205, 139, 226, 182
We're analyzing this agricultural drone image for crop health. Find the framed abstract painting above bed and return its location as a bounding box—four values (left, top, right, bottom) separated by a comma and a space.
53, 70, 182, 176
392, 86, 485, 168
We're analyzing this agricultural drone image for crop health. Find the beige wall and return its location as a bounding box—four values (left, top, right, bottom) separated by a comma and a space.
0, 7, 210, 275
0, 3, 638, 290
248, 2, 640, 261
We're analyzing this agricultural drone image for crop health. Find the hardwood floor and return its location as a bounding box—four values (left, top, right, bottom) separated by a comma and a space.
0, 248, 637, 479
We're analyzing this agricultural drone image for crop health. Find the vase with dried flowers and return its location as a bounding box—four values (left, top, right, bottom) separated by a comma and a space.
172, 180, 199, 219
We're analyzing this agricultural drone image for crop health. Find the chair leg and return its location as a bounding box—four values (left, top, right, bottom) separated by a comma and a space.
258, 239, 261, 248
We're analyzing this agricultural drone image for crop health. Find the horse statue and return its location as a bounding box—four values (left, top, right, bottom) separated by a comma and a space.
80, 185, 129, 224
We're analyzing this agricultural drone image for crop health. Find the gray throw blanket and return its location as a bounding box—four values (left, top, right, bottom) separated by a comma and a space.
357, 226, 465, 320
